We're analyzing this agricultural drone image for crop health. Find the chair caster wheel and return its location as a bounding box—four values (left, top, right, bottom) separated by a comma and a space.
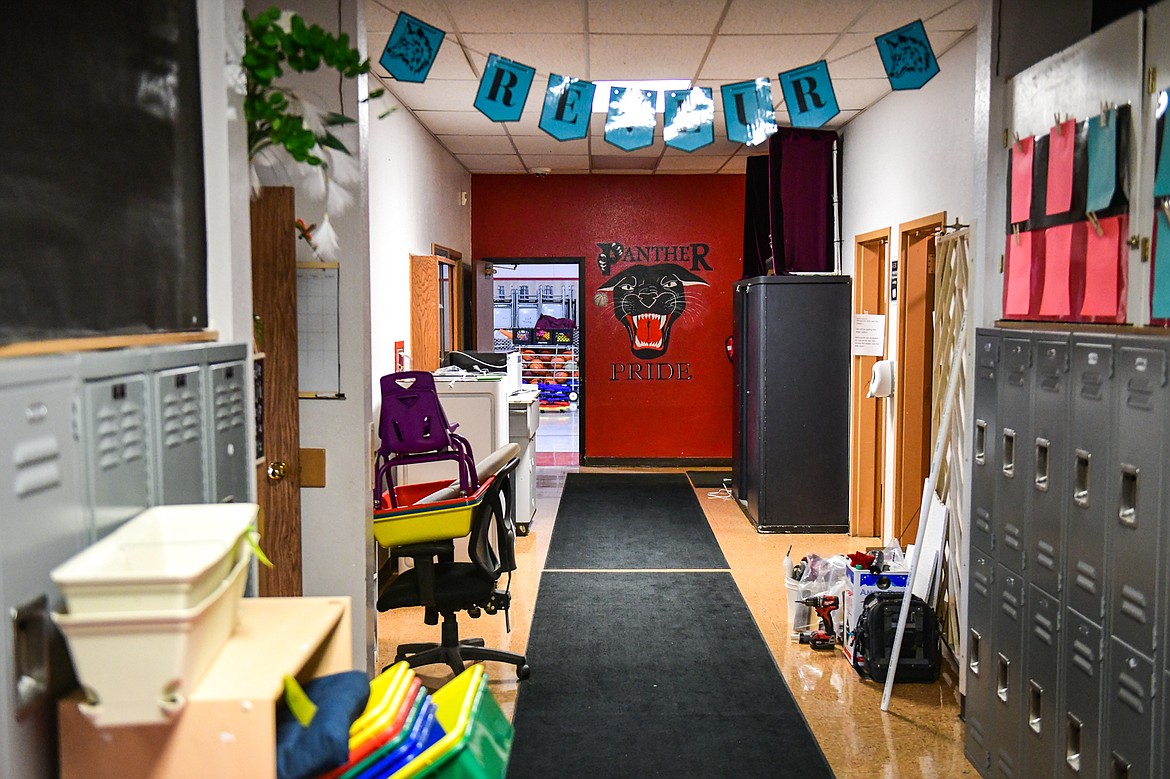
517, 664, 531, 681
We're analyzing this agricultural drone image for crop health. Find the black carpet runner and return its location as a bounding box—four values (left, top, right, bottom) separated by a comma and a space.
508, 473, 835, 778
542, 473, 728, 569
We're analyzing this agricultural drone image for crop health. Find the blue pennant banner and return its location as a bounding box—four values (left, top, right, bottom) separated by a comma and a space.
379, 12, 445, 83
604, 87, 656, 151
539, 74, 595, 141
474, 54, 535, 122
664, 87, 714, 152
721, 79, 777, 146
778, 61, 839, 129
875, 20, 939, 91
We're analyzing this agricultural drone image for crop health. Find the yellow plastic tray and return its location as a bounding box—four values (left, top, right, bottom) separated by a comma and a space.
372, 478, 493, 548
388, 665, 485, 779
349, 661, 413, 749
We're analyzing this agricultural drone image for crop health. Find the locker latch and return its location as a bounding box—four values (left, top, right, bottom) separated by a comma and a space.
11, 595, 51, 717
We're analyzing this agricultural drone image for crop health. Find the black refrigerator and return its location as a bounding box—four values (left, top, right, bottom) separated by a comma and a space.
732, 275, 851, 532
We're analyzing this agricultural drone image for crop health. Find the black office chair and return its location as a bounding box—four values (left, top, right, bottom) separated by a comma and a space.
376, 449, 530, 681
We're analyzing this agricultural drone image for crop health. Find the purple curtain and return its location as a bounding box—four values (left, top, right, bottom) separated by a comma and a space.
768, 128, 838, 274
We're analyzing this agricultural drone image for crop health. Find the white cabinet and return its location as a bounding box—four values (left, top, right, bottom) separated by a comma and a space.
508, 390, 540, 532
396, 376, 510, 487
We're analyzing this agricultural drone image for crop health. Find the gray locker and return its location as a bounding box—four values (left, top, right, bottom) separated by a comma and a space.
966, 546, 997, 776
150, 356, 207, 505
1161, 671, 1170, 779
1029, 336, 1070, 595
0, 358, 87, 779
1066, 338, 1117, 622
1104, 638, 1155, 778
205, 348, 249, 503
996, 336, 1033, 573
993, 564, 1026, 777
1022, 585, 1062, 777
1062, 610, 1104, 778
77, 349, 153, 542
972, 330, 1001, 556
1108, 339, 1168, 656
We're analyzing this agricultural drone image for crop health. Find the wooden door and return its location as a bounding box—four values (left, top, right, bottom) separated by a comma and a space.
893, 212, 945, 547
850, 228, 890, 538
250, 187, 302, 597
409, 254, 447, 372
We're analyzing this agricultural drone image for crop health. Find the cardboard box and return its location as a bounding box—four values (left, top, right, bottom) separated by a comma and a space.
843, 566, 908, 664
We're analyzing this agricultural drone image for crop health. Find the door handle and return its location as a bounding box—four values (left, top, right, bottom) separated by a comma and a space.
267, 461, 289, 481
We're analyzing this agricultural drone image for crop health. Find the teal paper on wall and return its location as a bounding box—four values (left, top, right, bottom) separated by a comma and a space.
875, 20, 939, 90
604, 87, 656, 151
1086, 109, 1117, 212
1155, 92, 1170, 197
380, 12, 445, 83
664, 88, 714, 152
720, 79, 777, 146
539, 74, 595, 140
1154, 208, 1170, 318
778, 61, 839, 129
474, 54, 535, 122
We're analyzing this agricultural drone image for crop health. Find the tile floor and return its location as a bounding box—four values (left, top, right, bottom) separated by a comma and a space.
534, 405, 578, 466
376, 463, 976, 778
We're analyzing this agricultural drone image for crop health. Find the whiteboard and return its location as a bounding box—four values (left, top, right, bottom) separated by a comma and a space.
296, 265, 341, 396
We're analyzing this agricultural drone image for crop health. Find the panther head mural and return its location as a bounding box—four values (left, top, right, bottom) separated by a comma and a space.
597, 263, 708, 359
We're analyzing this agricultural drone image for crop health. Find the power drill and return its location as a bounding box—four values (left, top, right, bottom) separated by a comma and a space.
799, 594, 840, 651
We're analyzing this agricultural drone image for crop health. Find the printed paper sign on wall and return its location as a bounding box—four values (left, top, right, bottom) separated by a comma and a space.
875, 20, 939, 91
474, 54, 535, 122
664, 87, 714, 152
778, 61, 839, 129
379, 13, 445, 83
721, 79, 777, 146
539, 74, 595, 141
604, 87, 656, 151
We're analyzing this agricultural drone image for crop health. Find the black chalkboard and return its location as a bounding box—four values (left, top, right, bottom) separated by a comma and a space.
0, 0, 208, 345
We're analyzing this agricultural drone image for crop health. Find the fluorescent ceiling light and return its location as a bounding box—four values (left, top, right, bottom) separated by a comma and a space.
591, 79, 692, 113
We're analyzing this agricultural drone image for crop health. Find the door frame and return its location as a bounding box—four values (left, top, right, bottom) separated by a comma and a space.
850, 227, 890, 538
892, 212, 945, 547
483, 256, 585, 456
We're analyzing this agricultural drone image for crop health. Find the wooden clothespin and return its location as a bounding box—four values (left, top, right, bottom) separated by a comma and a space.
1012, 223, 1021, 245
1087, 211, 1104, 237
1100, 103, 1111, 127
1055, 114, 1063, 133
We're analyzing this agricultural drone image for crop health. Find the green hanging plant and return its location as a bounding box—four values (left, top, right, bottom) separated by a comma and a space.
242, 7, 376, 164
241, 7, 391, 259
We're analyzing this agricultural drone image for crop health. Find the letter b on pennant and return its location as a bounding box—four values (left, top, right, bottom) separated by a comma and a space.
475, 54, 536, 122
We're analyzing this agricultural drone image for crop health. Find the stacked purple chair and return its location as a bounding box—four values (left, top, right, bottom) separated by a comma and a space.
375, 371, 478, 508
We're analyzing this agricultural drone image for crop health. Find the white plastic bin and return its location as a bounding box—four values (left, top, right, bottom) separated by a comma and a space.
53, 547, 251, 727
51, 503, 257, 614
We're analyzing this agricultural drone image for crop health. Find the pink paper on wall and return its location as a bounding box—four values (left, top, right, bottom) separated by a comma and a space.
1010, 137, 1034, 224
1039, 224, 1073, 315
1080, 215, 1123, 317
1004, 231, 1033, 316
1046, 120, 1076, 215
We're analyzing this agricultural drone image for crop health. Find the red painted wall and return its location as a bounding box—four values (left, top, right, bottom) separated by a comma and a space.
472, 174, 745, 461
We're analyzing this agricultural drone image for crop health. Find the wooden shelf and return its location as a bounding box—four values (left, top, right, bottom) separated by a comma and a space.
59, 597, 352, 779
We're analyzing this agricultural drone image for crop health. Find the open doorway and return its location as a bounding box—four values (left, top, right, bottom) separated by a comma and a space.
488, 257, 583, 466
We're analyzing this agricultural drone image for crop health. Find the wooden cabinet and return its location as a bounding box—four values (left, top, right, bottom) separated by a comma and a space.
59, 597, 352, 779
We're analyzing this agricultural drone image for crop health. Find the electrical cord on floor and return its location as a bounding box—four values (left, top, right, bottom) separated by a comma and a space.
707, 478, 734, 500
